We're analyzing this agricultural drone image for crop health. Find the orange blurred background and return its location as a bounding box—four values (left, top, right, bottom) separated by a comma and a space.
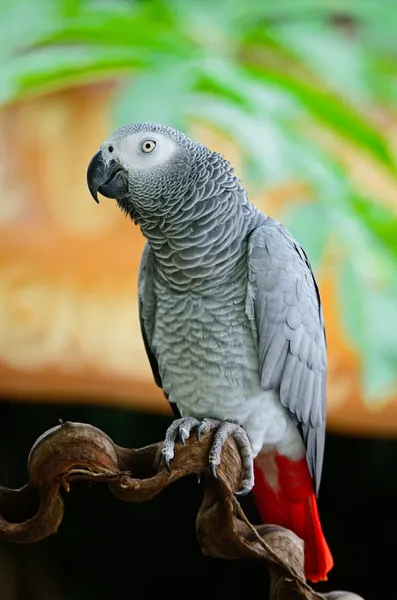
1, 82, 396, 436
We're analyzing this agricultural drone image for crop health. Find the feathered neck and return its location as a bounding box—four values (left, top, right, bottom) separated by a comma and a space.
136, 156, 264, 291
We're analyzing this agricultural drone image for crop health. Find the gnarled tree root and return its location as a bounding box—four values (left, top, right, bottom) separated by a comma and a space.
0, 421, 363, 600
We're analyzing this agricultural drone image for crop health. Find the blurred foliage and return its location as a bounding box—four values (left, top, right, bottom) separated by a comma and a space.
1, 0, 397, 401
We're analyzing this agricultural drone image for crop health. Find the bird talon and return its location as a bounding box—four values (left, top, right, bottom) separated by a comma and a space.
209, 461, 218, 478
196, 422, 206, 441
162, 453, 171, 471
161, 417, 200, 470
234, 487, 251, 497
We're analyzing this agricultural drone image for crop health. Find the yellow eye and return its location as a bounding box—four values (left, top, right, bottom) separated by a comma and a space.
142, 140, 156, 153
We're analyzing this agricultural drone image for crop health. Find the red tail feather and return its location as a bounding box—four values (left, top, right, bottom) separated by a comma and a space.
253, 451, 333, 582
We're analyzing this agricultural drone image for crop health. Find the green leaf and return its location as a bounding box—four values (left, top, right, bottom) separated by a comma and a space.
0, 46, 149, 104
270, 21, 374, 101
112, 61, 196, 131
189, 96, 297, 184
244, 60, 396, 174
349, 195, 397, 259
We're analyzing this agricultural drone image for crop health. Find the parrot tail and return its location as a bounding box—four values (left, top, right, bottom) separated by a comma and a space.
252, 450, 333, 582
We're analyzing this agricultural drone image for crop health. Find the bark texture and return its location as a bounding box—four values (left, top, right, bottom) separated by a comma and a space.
0, 421, 363, 600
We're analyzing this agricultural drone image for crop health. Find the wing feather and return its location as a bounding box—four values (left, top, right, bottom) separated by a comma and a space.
138, 243, 180, 417
246, 219, 327, 493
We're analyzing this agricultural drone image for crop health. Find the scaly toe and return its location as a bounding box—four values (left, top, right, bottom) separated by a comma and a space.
230, 427, 254, 493
161, 416, 201, 470
206, 420, 255, 494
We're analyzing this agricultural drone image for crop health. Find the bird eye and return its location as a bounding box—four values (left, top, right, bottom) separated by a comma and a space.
108, 145, 114, 153
142, 140, 156, 153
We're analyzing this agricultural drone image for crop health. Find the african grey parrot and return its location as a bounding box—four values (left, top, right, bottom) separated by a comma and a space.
87, 123, 333, 581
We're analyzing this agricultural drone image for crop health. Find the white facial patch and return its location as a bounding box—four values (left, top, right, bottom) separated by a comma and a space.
104, 132, 179, 170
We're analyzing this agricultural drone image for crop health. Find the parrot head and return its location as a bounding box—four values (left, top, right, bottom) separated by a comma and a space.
86, 123, 208, 222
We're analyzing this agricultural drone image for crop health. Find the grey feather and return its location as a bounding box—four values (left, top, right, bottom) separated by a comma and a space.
246, 218, 327, 494
138, 242, 181, 418
138, 243, 161, 388
96, 122, 327, 494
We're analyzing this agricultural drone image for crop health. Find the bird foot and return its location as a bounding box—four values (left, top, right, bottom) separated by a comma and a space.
161, 417, 254, 495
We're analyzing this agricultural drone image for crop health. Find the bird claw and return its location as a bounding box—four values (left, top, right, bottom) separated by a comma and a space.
161, 449, 172, 471
234, 482, 252, 497
234, 489, 249, 497
161, 416, 254, 494
161, 416, 200, 471
179, 430, 187, 446
196, 422, 206, 441
209, 461, 218, 479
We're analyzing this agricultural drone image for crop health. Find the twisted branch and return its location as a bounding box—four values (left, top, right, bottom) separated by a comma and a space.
0, 421, 362, 600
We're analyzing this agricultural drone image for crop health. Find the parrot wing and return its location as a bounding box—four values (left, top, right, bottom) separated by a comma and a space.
138, 242, 162, 388
138, 242, 180, 416
245, 218, 327, 493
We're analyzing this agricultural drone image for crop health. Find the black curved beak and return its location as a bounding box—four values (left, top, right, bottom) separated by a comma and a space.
87, 151, 128, 203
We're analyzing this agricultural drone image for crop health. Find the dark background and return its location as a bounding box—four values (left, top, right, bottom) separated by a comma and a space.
1, 400, 395, 600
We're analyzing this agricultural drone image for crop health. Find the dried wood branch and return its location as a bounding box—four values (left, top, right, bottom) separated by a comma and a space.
0, 421, 363, 600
